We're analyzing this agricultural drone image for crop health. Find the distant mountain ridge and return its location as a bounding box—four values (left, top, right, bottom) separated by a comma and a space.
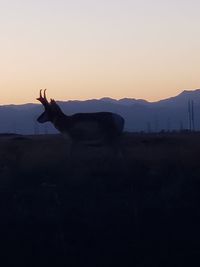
100, 97, 148, 106
0, 89, 200, 134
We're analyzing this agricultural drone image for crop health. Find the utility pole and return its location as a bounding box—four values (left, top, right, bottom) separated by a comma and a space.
188, 100, 195, 132
188, 100, 192, 131
191, 100, 195, 131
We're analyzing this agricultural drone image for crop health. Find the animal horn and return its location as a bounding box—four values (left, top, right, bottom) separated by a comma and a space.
44, 89, 47, 101
37, 89, 49, 108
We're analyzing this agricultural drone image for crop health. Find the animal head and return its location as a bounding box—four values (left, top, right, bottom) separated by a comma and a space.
36, 89, 63, 123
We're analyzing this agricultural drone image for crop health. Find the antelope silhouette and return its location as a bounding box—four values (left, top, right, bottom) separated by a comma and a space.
37, 89, 124, 145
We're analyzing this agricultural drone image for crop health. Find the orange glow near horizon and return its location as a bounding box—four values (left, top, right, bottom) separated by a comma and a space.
0, 1, 200, 105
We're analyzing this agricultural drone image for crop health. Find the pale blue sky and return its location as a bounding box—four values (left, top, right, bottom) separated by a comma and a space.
0, 0, 200, 104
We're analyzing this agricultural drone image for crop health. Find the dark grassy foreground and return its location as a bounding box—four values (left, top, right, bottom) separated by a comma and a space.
0, 132, 200, 266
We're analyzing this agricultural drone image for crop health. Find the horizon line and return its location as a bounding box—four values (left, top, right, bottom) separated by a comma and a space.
0, 88, 200, 106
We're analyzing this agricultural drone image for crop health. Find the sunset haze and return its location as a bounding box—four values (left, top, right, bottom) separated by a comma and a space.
0, 0, 200, 104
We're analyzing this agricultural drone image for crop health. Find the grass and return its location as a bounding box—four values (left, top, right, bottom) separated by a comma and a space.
0, 132, 200, 266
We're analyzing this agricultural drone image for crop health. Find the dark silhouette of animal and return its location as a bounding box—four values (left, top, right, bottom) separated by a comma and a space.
37, 89, 124, 144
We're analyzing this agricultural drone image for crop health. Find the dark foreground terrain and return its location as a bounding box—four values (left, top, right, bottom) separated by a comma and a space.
0, 132, 200, 266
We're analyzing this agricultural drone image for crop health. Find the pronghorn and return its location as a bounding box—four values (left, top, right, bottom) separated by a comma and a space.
36, 89, 124, 145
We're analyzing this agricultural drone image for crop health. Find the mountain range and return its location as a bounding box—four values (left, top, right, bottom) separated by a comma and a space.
1, 89, 200, 134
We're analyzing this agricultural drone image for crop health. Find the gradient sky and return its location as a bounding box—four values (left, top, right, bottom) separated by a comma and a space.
0, 0, 200, 104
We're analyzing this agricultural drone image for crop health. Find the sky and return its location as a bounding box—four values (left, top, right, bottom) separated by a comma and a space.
0, 0, 200, 104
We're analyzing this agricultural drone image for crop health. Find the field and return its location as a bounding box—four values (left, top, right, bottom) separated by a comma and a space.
0, 132, 200, 266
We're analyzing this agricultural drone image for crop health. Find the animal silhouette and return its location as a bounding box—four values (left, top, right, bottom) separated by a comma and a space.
37, 89, 124, 144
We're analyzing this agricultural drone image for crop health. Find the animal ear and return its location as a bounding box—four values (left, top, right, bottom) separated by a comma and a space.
37, 111, 49, 123
50, 99, 56, 104
49, 98, 63, 113
50, 99, 61, 109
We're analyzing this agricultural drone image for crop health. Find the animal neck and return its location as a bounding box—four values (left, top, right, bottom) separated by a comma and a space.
51, 113, 69, 134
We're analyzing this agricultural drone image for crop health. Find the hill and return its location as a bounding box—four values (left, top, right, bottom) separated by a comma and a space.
0, 89, 200, 134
